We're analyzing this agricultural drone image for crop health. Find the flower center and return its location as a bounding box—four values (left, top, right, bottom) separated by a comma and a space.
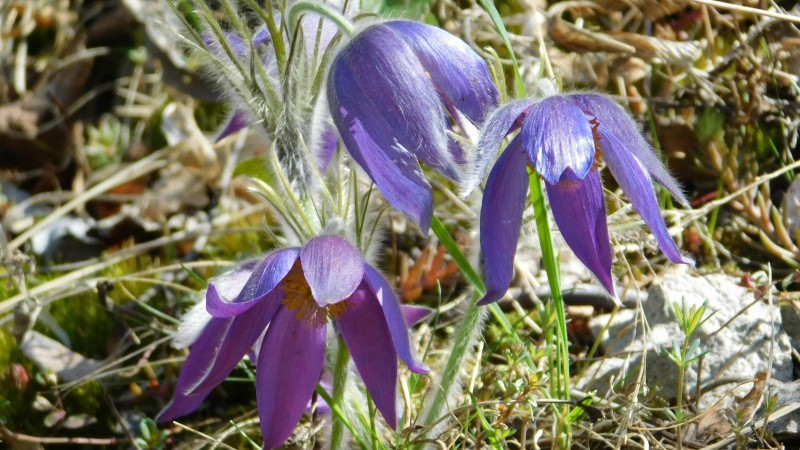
281, 261, 348, 328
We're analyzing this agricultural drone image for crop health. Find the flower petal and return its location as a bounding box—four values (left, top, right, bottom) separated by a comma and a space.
465, 99, 535, 196
568, 94, 688, 205
600, 132, 691, 264
522, 96, 596, 184
401, 305, 434, 326
336, 283, 399, 428
157, 319, 235, 421
546, 170, 616, 295
256, 308, 326, 450
215, 109, 250, 141
173, 262, 258, 349
479, 137, 530, 305
156, 388, 210, 423
363, 266, 428, 374
329, 24, 459, 181
301, 235, 364, 306
206, 249, 299, 318
328, 60, 434, 232
185, 297, 282, 395
382, 21, 499, 125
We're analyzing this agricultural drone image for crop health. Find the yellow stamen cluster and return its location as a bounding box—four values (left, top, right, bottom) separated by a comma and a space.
281, 261, 349, 328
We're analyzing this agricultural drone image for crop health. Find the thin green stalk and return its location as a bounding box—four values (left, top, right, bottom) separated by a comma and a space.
330, 336, 352, 450
424, 218, 536, 428
419, 217, 484, 430
529, 173, 572, 448
675, 339, 689, 450
528, 173, 570, 399
287, 1, 355, 37
420, 289, 482, 428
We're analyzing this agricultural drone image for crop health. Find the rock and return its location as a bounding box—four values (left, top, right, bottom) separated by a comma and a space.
764, 379, 800, 437
579, 273, 793, 410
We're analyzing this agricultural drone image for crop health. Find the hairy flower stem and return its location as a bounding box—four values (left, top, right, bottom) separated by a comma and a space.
675, 339, 689, 450
288, 1, 354, 37
529, 172, 572, 448
330, 337, 351, 450
421, 218, 485, 431
423, 218, 534, 434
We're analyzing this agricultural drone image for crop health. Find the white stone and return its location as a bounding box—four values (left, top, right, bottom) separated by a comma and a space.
579, 273, 793, 410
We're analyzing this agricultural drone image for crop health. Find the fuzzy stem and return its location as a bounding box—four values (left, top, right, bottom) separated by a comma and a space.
287, 1, 355, 38
675, 339, 689, 450
421, 291, 482, 430
330, 336, 351, 450
419, 218, 486, 433
529, 173, 571, 449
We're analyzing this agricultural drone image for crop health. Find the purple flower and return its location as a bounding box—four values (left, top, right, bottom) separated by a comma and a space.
157, 235, 429, 449
469, 93, 691, 304
327, 20, 499, 233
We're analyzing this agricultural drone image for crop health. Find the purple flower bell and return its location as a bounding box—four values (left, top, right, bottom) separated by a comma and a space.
157, 235, 429, 449
327, 20, 499, 233
468, 92, 692, 304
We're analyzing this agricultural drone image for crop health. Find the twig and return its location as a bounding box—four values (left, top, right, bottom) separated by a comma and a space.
690, 0, 800, 24
0, 424, 118, 445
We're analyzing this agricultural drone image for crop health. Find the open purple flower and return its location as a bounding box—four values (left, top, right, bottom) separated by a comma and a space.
468, 93, 691, 304
328, 20, 499, 233
157, 235, 429, 449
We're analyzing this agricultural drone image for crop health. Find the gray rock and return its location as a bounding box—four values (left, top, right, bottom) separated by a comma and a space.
579, 273, 793, 410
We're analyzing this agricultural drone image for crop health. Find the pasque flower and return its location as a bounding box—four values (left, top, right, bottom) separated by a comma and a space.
157, 235, 429, 449
467, 92, 691, 304
328, 20, 499, 233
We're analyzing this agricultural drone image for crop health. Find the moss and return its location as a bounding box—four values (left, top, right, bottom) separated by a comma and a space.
41, 292, 114, 360
0, 330, 38, 429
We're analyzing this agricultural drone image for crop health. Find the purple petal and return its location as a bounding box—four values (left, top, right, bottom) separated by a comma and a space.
257, 308, 327, 450
600, 132, 691, 264
329, 24, 459, 181
401, 305, 434, 326
301, 236, 364, 307
479, 137, 530, 305
206, 249, 299, 318
252, 26, 272, 47
336, 284, 399, 428
184, 297, 282, 395
202, 27, 272, 58
157, 319, 234, 421
157, 388, 210, 422
568, 94, 688, 205
299, 13, 339, 62
465, 99, 535, 196
315, 125, 338, 173
328, 61, 434, 232
521, 96, 596, 185
216, 109, 250, 142
546, 170, 616, 296
202, 31, 246, 57
307, 370, 333, 415
363, 266, 428, 373
382, 21, 499, 125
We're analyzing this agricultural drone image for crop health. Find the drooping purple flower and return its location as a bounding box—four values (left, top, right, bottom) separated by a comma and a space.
468, 92, 692, 304
157, 235, 429, 449
327, 20, 499, 233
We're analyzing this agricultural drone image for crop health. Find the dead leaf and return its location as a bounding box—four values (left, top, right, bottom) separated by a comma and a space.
19, 331, 105, 382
